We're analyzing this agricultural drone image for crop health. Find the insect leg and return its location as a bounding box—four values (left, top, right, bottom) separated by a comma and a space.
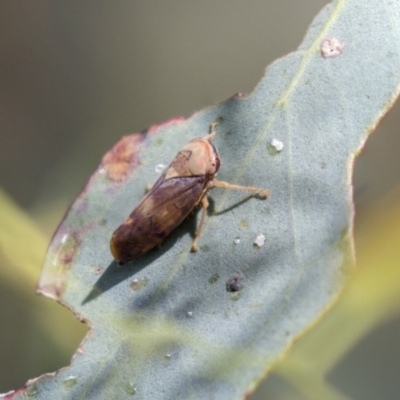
213, 179, 270, 198
202, 121, 219, 141
190, 196, 209, 252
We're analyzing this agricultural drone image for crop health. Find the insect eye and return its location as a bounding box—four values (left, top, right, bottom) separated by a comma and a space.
207, 155, 220, 175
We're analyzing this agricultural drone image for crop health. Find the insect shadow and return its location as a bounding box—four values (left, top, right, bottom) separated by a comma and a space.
82, 192, 262, 305
209, 193, 265, 216
81, 213, 198, 305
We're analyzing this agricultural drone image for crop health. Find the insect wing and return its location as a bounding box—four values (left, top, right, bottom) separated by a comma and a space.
111, 174, 207, 262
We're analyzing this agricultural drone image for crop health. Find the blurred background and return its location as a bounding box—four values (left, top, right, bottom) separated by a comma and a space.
1, 1, 400, 398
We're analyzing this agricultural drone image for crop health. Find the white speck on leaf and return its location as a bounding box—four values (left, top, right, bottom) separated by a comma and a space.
254, 234, 266, 248
270, 139, 284, 152
155, 163, 166, 173
321, 38, 344, 58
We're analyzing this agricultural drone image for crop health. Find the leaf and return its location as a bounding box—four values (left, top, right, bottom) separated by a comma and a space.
268, 189, 400, 399
8, 1, 400, 399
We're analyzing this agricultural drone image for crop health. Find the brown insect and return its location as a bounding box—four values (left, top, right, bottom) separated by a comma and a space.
110, 122, 269, 264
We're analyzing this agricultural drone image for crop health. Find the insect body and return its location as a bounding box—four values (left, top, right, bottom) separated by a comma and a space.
110, 123, 269, 264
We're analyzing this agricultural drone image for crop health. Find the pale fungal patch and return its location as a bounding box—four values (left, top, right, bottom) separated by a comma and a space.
321, 38, 344, 58
270, 138, 284, 152
155, 163, 166, 173
253, 234, 266, 248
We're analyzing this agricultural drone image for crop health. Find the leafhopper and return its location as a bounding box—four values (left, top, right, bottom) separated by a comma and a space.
110, 123, 269, 264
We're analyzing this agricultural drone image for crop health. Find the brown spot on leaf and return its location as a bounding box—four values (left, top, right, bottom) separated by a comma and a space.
102, 134, 143, 182
2, 388, 24, 399
146, 116, 185, 133
38, 226, 93, 299
58, 231, 81, 268
102, 117, 185, 182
